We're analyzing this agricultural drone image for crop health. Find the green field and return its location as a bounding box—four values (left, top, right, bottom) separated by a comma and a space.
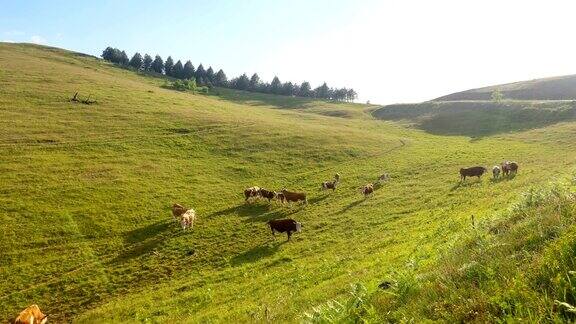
1, 43, 576, 322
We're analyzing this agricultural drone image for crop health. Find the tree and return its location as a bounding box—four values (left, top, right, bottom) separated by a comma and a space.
270, 76, 282, 94
214, 69, 227, 86
234, 73, 250, 90
249, 73, 260, 91
195, 64, 206, 83
143, 54, 153, 71
120, 51, 129, 65
183, 61, 195, 79
299, 81, 312, 97
346, 89, 357, 102
173, 60, 184, 79
164, 56, 174, 77
281, 82, 295, 96
206, 67, 215, 83
314, 82, 330, 99
151, 55, 164, 74
129, 52, 143, 69
101, 47, 115, 61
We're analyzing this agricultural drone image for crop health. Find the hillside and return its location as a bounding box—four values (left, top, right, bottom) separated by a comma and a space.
1, 43, 576, 322
434, 74, 576, 101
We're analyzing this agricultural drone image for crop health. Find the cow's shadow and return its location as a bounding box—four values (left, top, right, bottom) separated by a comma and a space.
337, 198, 365, 214
230, 241, 285, 266
209, 202, 274, 218
109, 219, 174, 264
450, 179, 483, 191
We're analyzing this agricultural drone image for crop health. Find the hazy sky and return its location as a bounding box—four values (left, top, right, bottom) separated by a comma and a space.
1, 0, 575, 104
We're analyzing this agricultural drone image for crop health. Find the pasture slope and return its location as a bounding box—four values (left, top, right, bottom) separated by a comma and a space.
0, 43, 575, 322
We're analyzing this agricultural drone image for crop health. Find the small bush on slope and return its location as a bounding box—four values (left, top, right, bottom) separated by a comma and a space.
324, 179, 576, 322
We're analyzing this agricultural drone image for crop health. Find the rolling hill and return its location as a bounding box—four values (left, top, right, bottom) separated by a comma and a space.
1, 43, 576, 322
434, 74, 576, 101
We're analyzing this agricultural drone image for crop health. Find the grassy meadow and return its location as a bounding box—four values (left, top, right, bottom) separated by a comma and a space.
1, 43, 576, 322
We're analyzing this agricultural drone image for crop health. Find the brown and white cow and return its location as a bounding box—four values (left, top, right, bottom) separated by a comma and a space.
361, 183, 374, 197
172, 203, 187, 220
281, 189, 307, 204
268, 218, 302, 241
244, 186, 261, 203
12, 304, 48, 324
259, 188, 277, 202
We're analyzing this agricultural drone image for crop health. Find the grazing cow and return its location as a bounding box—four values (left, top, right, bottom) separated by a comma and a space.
275, 192, 286, 203
13, 304, 48, 324
281, 189, 307, 204
321, 180, 338, 191
509, 161, 519, 174
334, 173, 341, 182
244, 186, 261, 203
378, 173, 390, 183
259, 188, 276, 202
459, 166, 487, 181
492, 166, 501, 179
501, 161, 512, 176
172, 203, 187, 221
268, 218, 302, 241
361, 183, 374, 197
180, 209, 196, 230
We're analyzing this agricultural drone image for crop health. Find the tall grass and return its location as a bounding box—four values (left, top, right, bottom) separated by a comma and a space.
368, 179, 576, 322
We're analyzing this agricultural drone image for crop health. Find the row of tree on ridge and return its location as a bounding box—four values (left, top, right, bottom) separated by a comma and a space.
101, 47, 357, 101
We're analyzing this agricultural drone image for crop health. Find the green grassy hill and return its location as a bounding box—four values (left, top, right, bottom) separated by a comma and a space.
1, 43, 576, 322
434, 74, 576, 101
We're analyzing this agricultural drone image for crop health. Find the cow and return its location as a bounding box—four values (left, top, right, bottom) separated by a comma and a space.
12, 304, 48, 324
361, 183, 374, 197
281, 189, 307, 204
334, 173, 341, 182
509, 161, 519, 175
267, 218, 302, 241
259, 188, 276, 202
501, 161, 511, 176
492, 166, 501, 179
321, 180, 338, 191
378, 173, 390, 183
460, 166, 487, 181
275, 192, 286, 203
172, 203, 187, 221
244, 186, 261, 203
180, 209, 196, 230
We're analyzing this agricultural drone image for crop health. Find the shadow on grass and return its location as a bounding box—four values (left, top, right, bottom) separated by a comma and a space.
230, 241, 286, 266
450, 179, 484, 191
108, 220, 174, 264
337, 198, 365, 214
213, 88, 321, 110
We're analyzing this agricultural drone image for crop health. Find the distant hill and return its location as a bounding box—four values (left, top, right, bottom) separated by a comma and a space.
434, 74, 576, 101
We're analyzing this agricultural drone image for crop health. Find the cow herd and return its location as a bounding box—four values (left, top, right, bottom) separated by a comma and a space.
460, 160, 519, 181
170, 161, 519, 242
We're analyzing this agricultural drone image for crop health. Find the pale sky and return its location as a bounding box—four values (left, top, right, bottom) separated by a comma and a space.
2, 0, 576, 104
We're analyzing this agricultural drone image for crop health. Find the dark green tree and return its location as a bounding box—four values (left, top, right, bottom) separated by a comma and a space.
299, 82, 312, 97
195, 64, 206, 83
101, 47, 115, 61
281, 82, 296, 96
314, 82, 330, 99
173, 60, 184, 79
129, 52, 143, 69
120, 50, 129, 65
270, 76, 282, 94
183, 61, 195, 79
249, 73, 260, 91
151, 55, 164, 74
234, 73, 250, 90
214, 69, 227, 86
206, 67, 214, 83
143, 54, 153, 71
164, 56, 174, 77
